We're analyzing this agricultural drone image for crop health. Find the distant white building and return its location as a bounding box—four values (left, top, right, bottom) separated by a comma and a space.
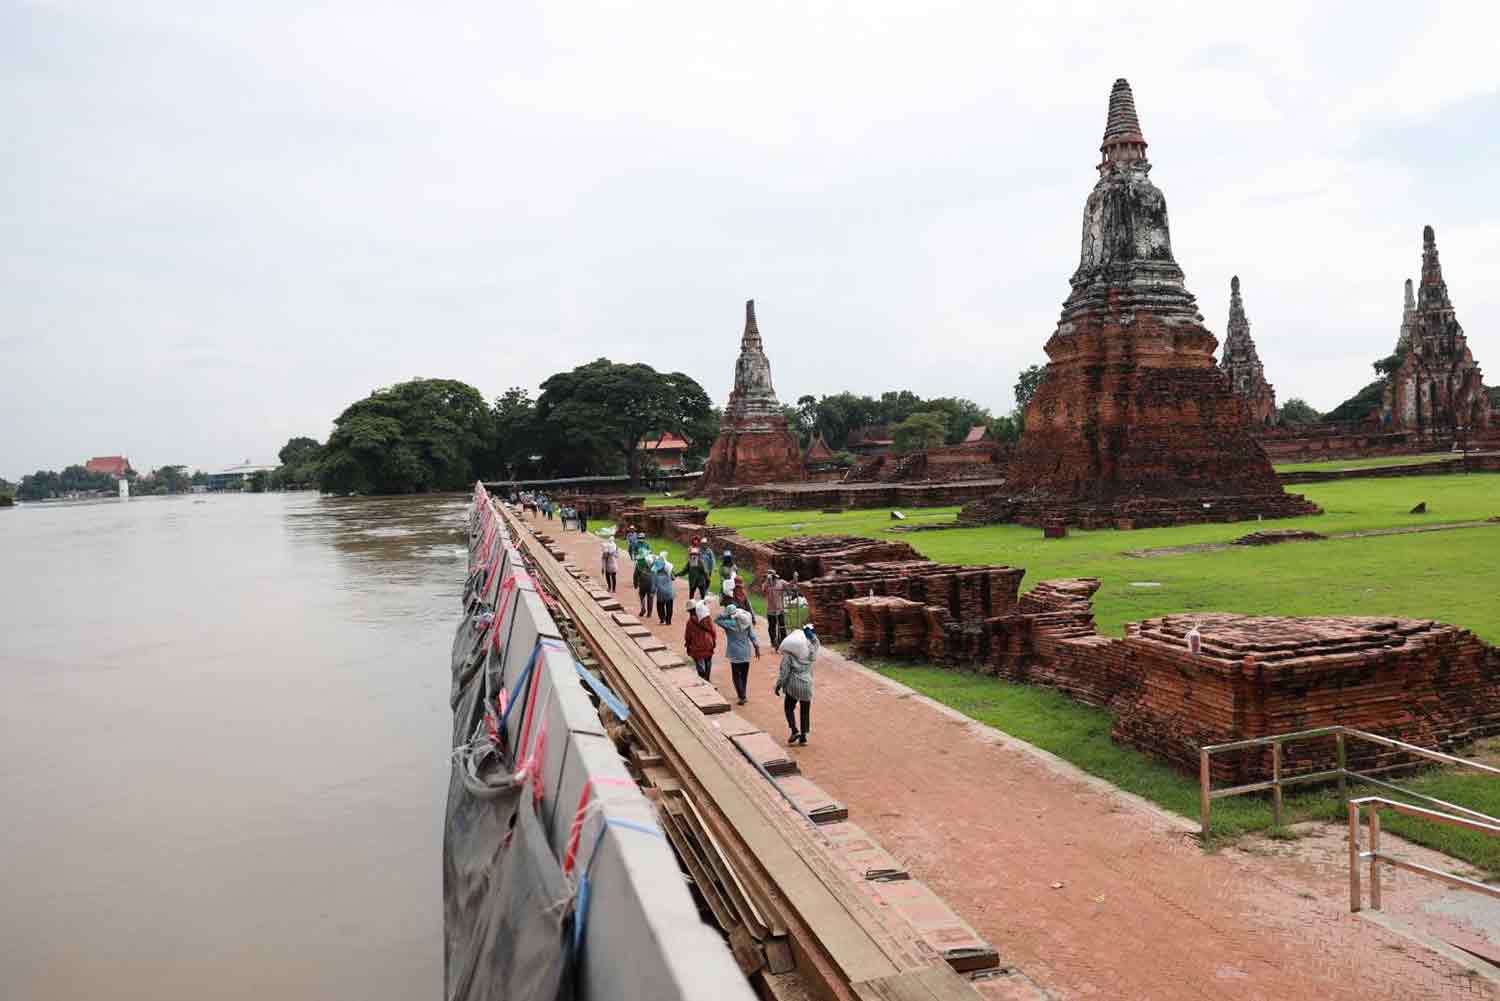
204, 460, 277, 491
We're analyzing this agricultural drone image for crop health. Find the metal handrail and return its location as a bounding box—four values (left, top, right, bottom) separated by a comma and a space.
1198, 725, 1500, 836
1348, 796, 1500, 912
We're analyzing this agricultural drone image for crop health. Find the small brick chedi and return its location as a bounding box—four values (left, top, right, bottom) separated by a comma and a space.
1382, 226, 1490, 432
700, 300, 806, 491
1219, 276, 1277, 425
962, 79, 1317, 529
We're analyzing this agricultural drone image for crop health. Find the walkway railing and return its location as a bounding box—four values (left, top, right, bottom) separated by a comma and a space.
1198, 725, 1500, 837
1348, 796, 1500, 912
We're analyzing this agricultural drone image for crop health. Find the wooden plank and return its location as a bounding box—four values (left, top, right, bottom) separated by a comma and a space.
733, 732, 798, 776
497, 506, 916, 990
634, 635, 669, 653
775, 775, 849, 824
707, 710, 762, 738
650, 649, 690, 670
681, 682, 732, 716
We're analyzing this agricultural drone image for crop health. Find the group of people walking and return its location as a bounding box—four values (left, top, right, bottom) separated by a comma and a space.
600, 528, 817, 746
513, 490, 588, 533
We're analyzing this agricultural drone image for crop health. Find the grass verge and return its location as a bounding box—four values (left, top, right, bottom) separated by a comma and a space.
871, 662, 1500, 873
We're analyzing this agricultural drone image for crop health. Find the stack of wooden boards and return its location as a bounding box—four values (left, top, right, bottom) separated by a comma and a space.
505, 505, 1021, 1000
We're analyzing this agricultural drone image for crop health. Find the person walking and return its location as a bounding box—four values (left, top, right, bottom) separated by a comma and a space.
731, 575, 754, 625
714, 601, 761, 706
634, 551, 654, 618
682, 545, 709, 601
719, 548, 735, 592
699, 541, 716, 582
578, 508, 588, 533
764, 569, 788, 648
775, 624, 819, 745
684, 601, 717, 680
653, 551, 675, 625
600, 537, 620, 592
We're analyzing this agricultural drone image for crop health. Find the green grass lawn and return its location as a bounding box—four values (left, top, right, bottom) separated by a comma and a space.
1273, 452, 1458, 473
874, 663, 1500, 872
701, 473, 1500, 642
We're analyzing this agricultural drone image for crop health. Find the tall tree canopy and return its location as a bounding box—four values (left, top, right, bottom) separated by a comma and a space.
317, 379, 494, 494
891, 411, 949, 454
273, 436, 323, 488
792, 391, 992, 451
535, 359, 712, 484
16, 465, 119, 500
1277, 398, 1321, 425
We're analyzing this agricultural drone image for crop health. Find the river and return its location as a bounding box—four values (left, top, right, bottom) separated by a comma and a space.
0, 492, 464, 1000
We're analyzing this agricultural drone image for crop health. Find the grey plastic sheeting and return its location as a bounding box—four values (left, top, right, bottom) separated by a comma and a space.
446, 503, 755, 1001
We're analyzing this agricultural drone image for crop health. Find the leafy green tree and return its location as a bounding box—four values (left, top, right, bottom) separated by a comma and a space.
683, 407, 722, 469
988, 415, 1021, 444
1277, 398, 1322, 425
16, 465, 118, 500
891, 411, 949, 455
1323, 381, 1385, 424
535, 359, 712, 484
273, 437, 323, 488
190, 470, 208, 486
149, 465, 190, 494
318, 378, 495, 494
247, 470, 270, 493
490, 387, 539, 480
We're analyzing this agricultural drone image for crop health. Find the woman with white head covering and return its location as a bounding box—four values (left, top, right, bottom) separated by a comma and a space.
775, 625, 819, 746
652, 551, 675, 626
600, 537, 620, 591
713, 600, 761, 706
684, 599, 716, 680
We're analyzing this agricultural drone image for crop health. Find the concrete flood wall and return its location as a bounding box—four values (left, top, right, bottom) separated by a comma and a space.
446, 485, 752, 1001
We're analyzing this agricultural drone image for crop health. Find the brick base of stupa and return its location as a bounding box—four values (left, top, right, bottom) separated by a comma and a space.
699, 416, 805, 496
959, 322, 1321, 529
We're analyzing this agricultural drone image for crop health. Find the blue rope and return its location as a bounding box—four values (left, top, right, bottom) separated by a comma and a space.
574, 661, 630, 721
572, 817, 664, 951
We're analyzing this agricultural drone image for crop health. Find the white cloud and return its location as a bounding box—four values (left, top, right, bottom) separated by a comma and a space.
2, 0, 1497, 474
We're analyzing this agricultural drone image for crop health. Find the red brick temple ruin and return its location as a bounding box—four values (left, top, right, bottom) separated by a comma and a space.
699, 300, 806, 495
1382, 226, 1490, 432
1220, 276, 1277, 425
961, 79, 1318, 529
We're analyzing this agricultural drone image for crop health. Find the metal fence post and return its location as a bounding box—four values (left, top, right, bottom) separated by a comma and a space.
1199, 747, 1212, 838
1271, 741, 1284, 829
1348, 801, 1362, 913
1336, 731, 1347, 801
1368, 807, 1382, 911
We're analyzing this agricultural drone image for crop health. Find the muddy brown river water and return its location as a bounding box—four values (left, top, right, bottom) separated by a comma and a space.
0, 492, 464, 1000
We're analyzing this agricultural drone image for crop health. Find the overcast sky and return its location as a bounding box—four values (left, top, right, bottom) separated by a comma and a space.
4, 1, 1497, 477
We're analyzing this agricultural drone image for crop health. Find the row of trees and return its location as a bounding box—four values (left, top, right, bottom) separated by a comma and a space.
278, 362, 720, 494
11, 464, 222, 500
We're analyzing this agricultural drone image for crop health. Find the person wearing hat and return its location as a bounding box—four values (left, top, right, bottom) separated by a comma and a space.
633, 550, 655, 618
764, 569, 788, 648
599, 536, 620, 592
718, 548, 735, 592
681, 544, 710, 601
714, 601, 761, 705
684, 600, 717, 680
652, 551, 676, 625
775, 624, 819, 745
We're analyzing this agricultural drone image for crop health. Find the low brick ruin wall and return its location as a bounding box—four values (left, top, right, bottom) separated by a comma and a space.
715, 479, 1003, 512
845, 441, 1010, 484
1116, 615, 1500, 782
827, 565, 1500, 783
1277, 453, 1500, 484
807, 560, 1026, 640
611, 504, 710, 538
1254, 423, 1454, 463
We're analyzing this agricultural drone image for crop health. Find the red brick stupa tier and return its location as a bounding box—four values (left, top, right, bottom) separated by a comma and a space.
700, 300, 806, 493
961, 79, 1318, 530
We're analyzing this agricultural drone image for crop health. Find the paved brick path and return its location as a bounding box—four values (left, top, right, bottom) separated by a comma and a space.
534, 513, 1498, 1000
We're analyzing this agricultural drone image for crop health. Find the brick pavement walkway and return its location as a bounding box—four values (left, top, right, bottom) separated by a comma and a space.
533, 513, 1498, 1000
